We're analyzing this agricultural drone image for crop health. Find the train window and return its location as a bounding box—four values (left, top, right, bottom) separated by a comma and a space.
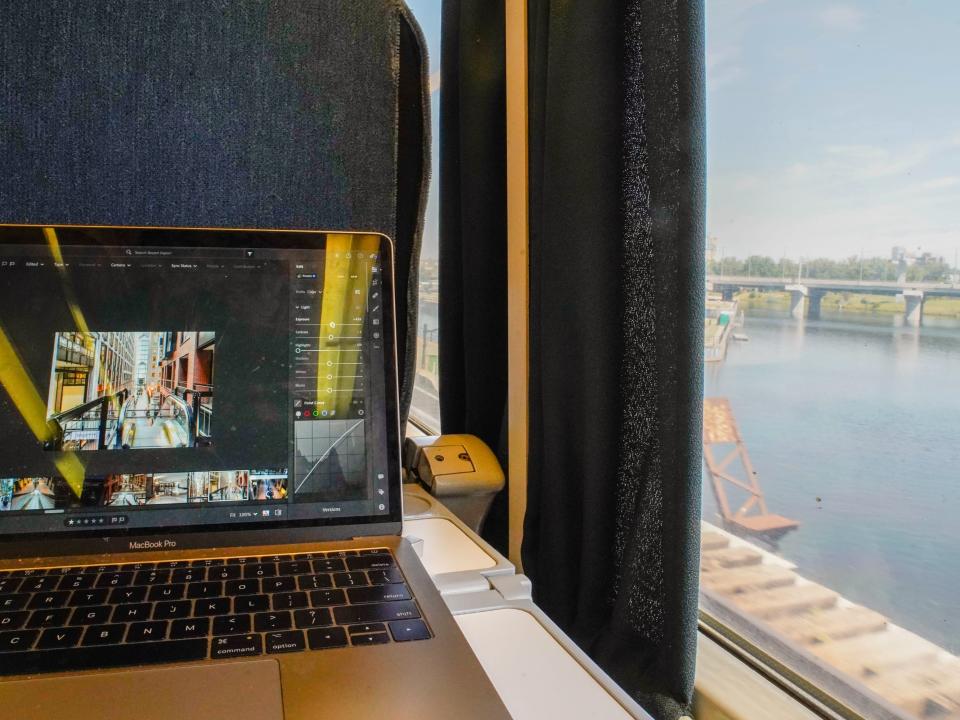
703, 2, 960, 717
406, 0, 442, 433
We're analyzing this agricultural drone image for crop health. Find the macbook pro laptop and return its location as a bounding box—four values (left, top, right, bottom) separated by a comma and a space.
0, 225, 509, 719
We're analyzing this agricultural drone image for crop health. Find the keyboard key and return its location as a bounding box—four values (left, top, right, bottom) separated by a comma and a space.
312, 558, 346, 573
70, 589, 109, 606
351, 632, 389, 646
36, 626, 83, 649
86, 565, 119, 574
333, 601, 421, 625
272, 592, 308, 610
172, 568, 205, 584
82, 624, 126, 646
346, 555, 395, 571
210, 633, 262, 659
265, 630, 305, 654
347, 583, 411, 605
262, 577, 296, 593
134, 570, 170, 586
347, 622, 386, 635
191, 558, 224, 568
309, 589, 346, 607
186, 582, 223, 599
153, 601, 192, 620
48, 566, 81, 576
333, 572, 368, 588
0, 639, 207, 676
253, 611, 292, 632
212, 614, 251, 636
27, 609, 71, 628
234, 595, 269, 613
243, 563, 277, 579
0, 629, 38, 652
58, 574, 95, 591
194, 597, 231, 616
298, 574, 333, 591
126, 562, 157, 572
292, 552, 319, 561
148, 584, 185, 602
70, 606, 112, 626
21, 576, 60, 593
159, 561, 189, 570
307, 626, 347, 650
278, 561, 311, 575
389, 619, 431, 642
0, 594, 29, 611
293, 608, 332, 628
10, 569, 41, 578
169, 617, 210, 639
260, 555, 292, 563
0, 578, 22, 594
225, 580, 260, 596
28, 592, 70, 610
95, 572, 134, 588
226, 557, 258, 565
209, 565, 241, 581
359, 548, 389, 556
126, 621, 168, 643
0, 611, 29, 630
110, 586, 148, 604
367, 568, 404, 585
112, 604, 152, 622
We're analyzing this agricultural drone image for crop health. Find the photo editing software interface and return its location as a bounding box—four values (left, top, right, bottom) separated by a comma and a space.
0, 233, 393, 538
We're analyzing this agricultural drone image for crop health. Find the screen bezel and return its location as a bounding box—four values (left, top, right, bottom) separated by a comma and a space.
0, 224, 403, 559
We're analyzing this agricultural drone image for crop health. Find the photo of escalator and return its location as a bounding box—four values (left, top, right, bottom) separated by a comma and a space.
45, 331, 214, 451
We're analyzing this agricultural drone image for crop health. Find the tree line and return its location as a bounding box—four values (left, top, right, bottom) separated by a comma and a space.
707, 255, 952, 283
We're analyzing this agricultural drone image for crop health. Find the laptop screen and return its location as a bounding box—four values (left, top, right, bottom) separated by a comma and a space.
0, 227, 401, 545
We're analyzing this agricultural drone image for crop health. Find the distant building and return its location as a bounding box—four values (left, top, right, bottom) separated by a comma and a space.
47, 332, 136, 416
158, 332, 215, 395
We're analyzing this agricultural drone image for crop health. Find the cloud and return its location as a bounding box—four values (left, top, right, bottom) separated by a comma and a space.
707, 133, 960, 259
707, 0, 769, 93
819, 4, 864, 31
918, 176, 960, 191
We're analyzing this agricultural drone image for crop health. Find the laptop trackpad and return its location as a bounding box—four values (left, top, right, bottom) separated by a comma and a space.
0, 659, 284, 720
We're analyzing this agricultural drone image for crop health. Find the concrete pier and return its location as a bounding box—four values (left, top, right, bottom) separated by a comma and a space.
902, 289, 924, 327
785, 284, 807, 320
807, 289, 826, 320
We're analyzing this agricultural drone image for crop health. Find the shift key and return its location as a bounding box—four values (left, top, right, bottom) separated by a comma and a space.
333, 601, 420, 625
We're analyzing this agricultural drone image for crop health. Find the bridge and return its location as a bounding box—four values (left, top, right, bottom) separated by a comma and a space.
707, 275, 960, 326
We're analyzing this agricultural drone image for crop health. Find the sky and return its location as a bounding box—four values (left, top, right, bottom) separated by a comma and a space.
407, 1, 960, 264
708, 0, 960, 262
404, 0, 441, 262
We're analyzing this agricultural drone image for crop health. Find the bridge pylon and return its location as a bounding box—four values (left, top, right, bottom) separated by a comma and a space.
902, 289, 924, 327
785, 284, 808, 319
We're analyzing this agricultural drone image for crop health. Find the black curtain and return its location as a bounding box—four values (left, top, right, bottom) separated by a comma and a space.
438, 0, 510, 549
523, 1, 705, 717
440, 1, 704, 718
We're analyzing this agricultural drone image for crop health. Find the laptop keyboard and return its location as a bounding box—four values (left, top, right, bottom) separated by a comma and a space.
0, 549, 431, 675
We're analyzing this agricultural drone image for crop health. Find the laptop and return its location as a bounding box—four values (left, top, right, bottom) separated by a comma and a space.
0, 225, 510, 719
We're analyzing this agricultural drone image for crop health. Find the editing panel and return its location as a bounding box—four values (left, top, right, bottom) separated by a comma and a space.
289, 244, 389, 513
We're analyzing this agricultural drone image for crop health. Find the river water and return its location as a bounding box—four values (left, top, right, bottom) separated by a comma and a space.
704, 308, 960, 653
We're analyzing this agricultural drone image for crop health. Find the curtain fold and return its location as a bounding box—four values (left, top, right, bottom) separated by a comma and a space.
523, 1, 705, 716
440, 1, 703, 717
438, 0, 510, 549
